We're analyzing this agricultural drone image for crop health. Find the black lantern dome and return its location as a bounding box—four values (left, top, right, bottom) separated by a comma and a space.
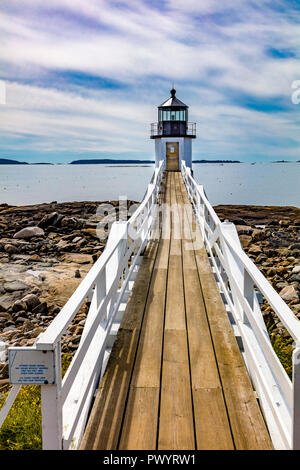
150, 89, 196, 139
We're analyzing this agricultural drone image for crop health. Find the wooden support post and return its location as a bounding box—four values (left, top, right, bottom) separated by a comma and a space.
219, 220, 244, 322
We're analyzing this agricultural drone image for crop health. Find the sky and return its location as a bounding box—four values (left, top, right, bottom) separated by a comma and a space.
0, 0, 300, 163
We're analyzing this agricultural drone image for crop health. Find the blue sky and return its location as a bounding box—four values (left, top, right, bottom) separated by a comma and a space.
0, 0, 299, 163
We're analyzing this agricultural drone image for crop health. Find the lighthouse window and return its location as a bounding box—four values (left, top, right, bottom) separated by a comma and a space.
171, 111, 176, 120
176, 111, 180, 120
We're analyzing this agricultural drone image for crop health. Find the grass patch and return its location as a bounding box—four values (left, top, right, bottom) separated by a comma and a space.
0, 353, 73, 450
267, 322, 294, 379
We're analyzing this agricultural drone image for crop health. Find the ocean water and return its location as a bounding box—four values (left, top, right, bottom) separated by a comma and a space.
0, 162, 299, 207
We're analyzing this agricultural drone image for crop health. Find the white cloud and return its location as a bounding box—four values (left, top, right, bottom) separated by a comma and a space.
0, 0, 299, 161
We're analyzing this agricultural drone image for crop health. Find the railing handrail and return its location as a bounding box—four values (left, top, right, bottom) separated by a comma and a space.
181, 160, 300, 343
221, 231, 300, 342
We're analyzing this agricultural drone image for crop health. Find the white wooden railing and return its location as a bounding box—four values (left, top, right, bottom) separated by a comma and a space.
0, 160, 164, 450
181, 160, 300, 450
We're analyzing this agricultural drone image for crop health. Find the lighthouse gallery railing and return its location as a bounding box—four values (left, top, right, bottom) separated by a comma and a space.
0, 161, 164, 450
181, 159, 300, 450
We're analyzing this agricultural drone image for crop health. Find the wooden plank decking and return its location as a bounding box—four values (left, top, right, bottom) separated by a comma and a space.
80, 171, 273, 451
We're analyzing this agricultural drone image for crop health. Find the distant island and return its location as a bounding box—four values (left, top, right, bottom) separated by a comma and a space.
0, 157, 242, 165
193, 160, 241, 163
0, 158, 52, 165
0, 158, 28, 165
69, 159, 155, 164
70, 158, 243, 164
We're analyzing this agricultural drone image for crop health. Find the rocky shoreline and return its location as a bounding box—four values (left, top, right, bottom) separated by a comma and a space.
0, 201, 299, 389
0, 199, 137, 391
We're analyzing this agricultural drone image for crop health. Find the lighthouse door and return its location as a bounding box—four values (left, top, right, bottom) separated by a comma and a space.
166, 142, 179, 171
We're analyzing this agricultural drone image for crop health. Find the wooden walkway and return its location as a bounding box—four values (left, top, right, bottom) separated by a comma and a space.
80, 171, 273, 450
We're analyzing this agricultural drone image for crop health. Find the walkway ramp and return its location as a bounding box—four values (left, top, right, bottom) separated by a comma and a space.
80, 171, 272, 450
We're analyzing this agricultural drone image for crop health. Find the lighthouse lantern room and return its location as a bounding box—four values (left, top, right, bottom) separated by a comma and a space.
150, 88, 196, 171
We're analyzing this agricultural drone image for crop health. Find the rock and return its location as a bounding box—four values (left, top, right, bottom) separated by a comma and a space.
236, 225, 253, 236
279, 285, 299, 302
56, 240, 69, 250
3, 326, 16, 333
64, 253, 92, 264
21, 293, 41, 310
12, 309, 28, 320
276, 281, 288, 290
15, 316, 28, 325
13, 293, 40, 312
13, 226, 45, 239
279, 219, 290, 227
3, 281, 28, 292
277, 266, 289, 276
32, 301, 48, 314
38, 212, 63, 229
292, 266, 300, 274
268, 220, 279, 226
12, 299, 27, 312
4, 244, 18, 254
232, 218, 248, 225
251, 229, 266, 243
61, 217, 80, 229
255, 254, 267, 263
0, 291, 25, 311
290, 243, 300, 251
29, 254, 41, 262
266, 267, 277, 277
0, 312, 12, 320
30, 327, 44, 338
82, 228, 99, 239
264, 248, 279, 258
75, 269, 81, 278
248, 244, 262, 255
239, 235, 252, 248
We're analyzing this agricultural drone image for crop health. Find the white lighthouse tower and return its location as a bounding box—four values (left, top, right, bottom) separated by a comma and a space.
150, 88, 196, 171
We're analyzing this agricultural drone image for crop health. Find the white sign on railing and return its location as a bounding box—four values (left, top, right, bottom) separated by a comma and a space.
8, 348, 55, 385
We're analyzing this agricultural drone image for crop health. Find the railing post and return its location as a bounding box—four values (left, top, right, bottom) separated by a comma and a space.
293, 346, 300, 449
243, 269, 254, 325
41, 342, 62, 450
219, 221, 244, 321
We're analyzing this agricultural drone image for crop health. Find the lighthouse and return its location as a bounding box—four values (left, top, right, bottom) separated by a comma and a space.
150, 88, 196, 171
